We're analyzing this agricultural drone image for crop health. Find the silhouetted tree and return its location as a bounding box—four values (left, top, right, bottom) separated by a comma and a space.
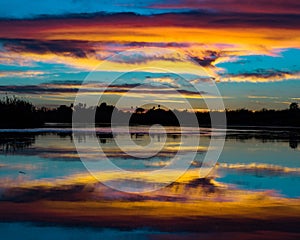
0, 96, 42, 127
1, 98, 300, 127
135, 107, 145, 114
290, 102, 299, 111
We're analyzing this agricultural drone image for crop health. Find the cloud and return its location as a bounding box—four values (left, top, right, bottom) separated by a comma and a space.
0, 70, 46, 78
0, 11, 298, 72
0, 11, 299, 83
190, 51, 220, 67
145, 76, 181, 87
0, 12, 299, 41
247, 96, 279, 100
0, 82, 207, 99
0, 39, 222, 70
150, 0, 300, 14
0, 39, 209, 71
0, 12, 297, 77
106, 48, 186, 65
220, 69, 300, 83
2, 39, 96, 58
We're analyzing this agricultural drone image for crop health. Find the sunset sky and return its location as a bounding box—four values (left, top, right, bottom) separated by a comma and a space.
0, 0, 299, 110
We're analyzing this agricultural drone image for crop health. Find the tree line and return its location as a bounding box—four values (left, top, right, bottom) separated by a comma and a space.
0, 96, 299, 128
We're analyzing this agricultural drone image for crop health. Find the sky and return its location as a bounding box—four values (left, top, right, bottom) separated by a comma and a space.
0, 0, 299, 110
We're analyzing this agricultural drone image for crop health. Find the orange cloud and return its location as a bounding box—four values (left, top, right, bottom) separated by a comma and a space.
0, 12, 299, 81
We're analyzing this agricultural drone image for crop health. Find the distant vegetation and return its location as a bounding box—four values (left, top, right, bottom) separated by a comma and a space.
0, 96, 42, 127
0, 97, 299, 128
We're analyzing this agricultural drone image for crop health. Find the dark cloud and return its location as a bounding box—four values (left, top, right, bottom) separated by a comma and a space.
122, 41, 191, 48
227, 69, 300, 79
190, 51, 220, 67
48, 80, 83, 85
0, 82, 206, 96
46, 11, 299, 29
150, 0, 300, 15
0, 85, 79, 94
0, 38, 194, 64
0, 11, 299, 39
2, 39, 96, 58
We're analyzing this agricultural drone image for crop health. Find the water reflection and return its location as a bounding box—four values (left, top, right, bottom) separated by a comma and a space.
0, 127, 299, 197
289, 133, 299, 149
0, 133, 35, 153
226, 130, 300, 149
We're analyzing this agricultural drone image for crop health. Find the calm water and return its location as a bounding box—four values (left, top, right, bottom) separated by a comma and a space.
0, 222, 168, 240
0, 126, 299, 198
